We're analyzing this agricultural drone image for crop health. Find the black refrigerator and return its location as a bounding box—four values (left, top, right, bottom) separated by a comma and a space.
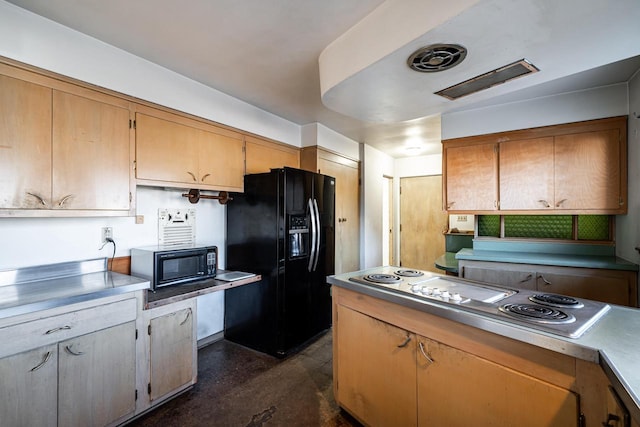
224, 167, 335, 357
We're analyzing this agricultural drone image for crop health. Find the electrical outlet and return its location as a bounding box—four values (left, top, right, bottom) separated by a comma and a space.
101, 227, 113, 244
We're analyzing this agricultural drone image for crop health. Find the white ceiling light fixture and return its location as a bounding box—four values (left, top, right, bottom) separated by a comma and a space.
407, 43, 467, 73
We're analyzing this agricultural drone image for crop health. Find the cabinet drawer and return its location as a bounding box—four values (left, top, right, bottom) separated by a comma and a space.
0, 298, 136, 358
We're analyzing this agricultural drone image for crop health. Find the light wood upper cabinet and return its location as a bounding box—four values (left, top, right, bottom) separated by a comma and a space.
554, 128, 622, 211
444, 143, 498, 212
135, 108, 244, 192
0, 74, 52, 210
0, 65, 133, 216
52, 90, 131, 210
245, 135, 299, 174
499, 137, 555, 210
443, 116, 627, 214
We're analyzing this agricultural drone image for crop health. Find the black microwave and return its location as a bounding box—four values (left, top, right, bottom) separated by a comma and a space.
130, 244, 217, 290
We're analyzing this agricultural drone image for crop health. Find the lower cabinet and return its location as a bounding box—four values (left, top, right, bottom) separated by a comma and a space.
0, 314, 136, 427
333, 287, 591, 427
335, 305, 417, 427
143, 299, 197, 406
416, 336, 578, 427
0, 344, 58, 427
458, 260, 638, 307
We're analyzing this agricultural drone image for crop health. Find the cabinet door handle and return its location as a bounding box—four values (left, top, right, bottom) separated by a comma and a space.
397, 334, 411, 348
180, 309, 192, 326
26, 192, 48, 207
57, 194, 73, 207
555, 198, 567, 207
537, 199, 550, 208
64, 345, 85, 356
446, 202, 455, 209
419, 342, 434, 364
201, 173, 211, 182
30, 351, 52, 372
45, 325, 71, 335
519, 274, 533, 283
538, 274, 552, 286
602, 413, 620, 427
187, 171, 197, 181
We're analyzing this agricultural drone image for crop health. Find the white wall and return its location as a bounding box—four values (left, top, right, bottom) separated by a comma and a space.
361, 144, 394, 268
442, 84, 628, 140
0, 1, 303, 340
301, 122, 360, 160
616, 71, 640, 264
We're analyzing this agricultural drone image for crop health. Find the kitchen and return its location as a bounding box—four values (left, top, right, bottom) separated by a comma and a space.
1, 0, 640, 426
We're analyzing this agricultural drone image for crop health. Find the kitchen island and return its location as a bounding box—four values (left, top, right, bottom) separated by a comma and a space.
328, 267, 640, 427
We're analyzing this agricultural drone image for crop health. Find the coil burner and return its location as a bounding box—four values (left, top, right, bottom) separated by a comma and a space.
529, 293, 584, 309
394, 269, 425, 277
499, 303, 576, 324
362, 274, 402, 284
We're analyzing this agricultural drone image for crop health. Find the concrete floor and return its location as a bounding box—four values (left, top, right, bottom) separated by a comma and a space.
128, 330, 362, 427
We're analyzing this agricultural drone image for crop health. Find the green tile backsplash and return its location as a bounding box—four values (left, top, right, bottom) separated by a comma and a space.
478, 215, 610, 241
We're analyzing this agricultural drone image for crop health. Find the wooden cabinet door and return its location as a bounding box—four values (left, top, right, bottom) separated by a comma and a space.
499, 137, 555, 210
135, 112, 200, 183
245, 136, 299, 174
536, 270, 631, 306
0, 74, 52, 210
58, 322, 136, 427
198, 129, 244, 190
0, 344, 57, 427
149, 307, 194, 402
335, 305, 417, 427
460, 261, 536, 291
444, 143, 498, 211
417, 336, 579, 427
53, 90, 131, 210
318, 158, 359, 274
554, 129, 622, 211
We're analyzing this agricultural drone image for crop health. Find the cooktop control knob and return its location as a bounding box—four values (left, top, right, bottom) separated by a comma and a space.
421, 287, 432, 295
441, 290, 451, 298
432, 288, 441, 296
451, 292, 462, 302
411, 284, 422, 293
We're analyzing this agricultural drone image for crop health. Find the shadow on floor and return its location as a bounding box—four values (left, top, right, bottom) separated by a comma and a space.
127, 330, 362, 427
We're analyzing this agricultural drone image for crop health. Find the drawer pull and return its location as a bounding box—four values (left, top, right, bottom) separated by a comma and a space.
45, 325, 71, 335
64, 345, 84, 356
519, 274, 533, 283
397, 334, 411, 348
180, 309, 192, 326
419, 342, 434, 364
30, 351, 52, 372
538, 274, 552, 286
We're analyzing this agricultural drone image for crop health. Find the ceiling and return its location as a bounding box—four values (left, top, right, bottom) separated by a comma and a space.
7, 0, 640, 158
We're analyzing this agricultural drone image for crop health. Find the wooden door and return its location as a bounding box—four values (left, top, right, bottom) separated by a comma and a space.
0, 74, 52, 209
149, 307, 194, 401
417, 336, 579, 427
0, 344, 57, 427
554, 129, 621, 210
335, 305, 417, 427
400, 176, 448, 272
52, 90, 131, 210
198, 129, 244, 190
58, 322, 136, 427
444, 143, 498, 211
499, 137, 554, 210
318, 158, 359, 274
135, 112, 199, 184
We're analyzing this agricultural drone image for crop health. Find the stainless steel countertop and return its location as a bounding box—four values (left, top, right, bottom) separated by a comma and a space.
0, 258, 150, 321
327, 267, 640, 423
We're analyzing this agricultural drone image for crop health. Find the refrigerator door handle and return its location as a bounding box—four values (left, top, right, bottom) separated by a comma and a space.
312, 198, 321, 271
308, 198, 317, 272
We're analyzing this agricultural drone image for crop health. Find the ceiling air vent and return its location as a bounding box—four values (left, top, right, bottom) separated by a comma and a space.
435, 59, 539, 100
407, 44, 467, 72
